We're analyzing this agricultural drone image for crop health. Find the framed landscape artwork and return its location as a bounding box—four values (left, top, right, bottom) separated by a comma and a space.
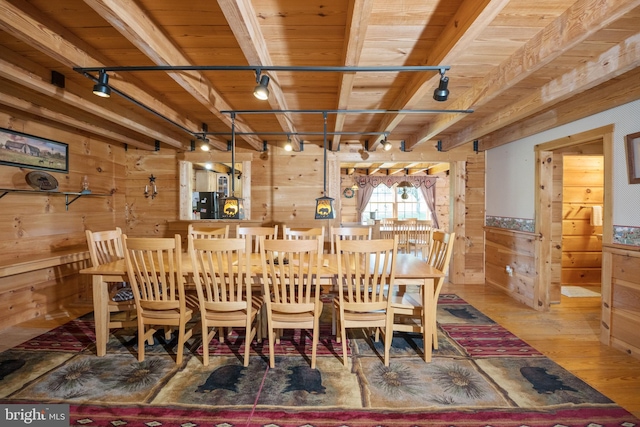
0, 127, 69, 173
626, 131, 640, 184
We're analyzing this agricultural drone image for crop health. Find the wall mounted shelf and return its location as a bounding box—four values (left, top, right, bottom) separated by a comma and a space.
0, 188, 112, 211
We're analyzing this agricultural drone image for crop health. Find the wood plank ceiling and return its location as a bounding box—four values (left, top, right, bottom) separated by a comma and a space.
0, 0, 639, 174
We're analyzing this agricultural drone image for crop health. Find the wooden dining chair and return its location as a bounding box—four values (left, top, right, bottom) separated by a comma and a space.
389, 231, 456, 352
408, 220, 433, 259
393, 218, 416, 253
259, 236, 323, 369
329, 226, 372, 254
187, 223, 229, 239
85, 227, 137, 331
283, 226, 325, 253
236, 225, 278, 254
188, 236, 262, 366
334, 237, 397, 367
379, 218, 396, 239
122, 234, 197, 364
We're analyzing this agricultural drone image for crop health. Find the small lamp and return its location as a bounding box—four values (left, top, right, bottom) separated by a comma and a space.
398, 181, 412, 200
315, 112, 335, 219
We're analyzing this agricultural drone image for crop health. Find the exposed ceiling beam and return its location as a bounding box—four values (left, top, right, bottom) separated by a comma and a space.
451, 30, 640, 149
435, 0, 640, 151
0, 55, 187, 149
0, 0, 215, 150
331, 0, 374, 151
218, 0, 302, 151
368, 0, 511, 151
0, 90, 156, 150
83, 0, 263, 151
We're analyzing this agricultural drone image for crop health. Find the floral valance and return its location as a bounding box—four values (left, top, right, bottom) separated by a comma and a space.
354, 175, 437, 189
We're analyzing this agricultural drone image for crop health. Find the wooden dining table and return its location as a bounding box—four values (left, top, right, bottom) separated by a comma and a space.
80, 252, 444, 361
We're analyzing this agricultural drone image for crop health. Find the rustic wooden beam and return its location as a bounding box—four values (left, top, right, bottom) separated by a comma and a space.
0, 0, 216, 150
446, 30, 640, 149
83, 0, 263, 151
0, 91, 156, 151
218, 0, 301, 151
331, 0, 374, 151
370, 0, 511, 151
437, 0, 640, 151
0, 56, 187, 149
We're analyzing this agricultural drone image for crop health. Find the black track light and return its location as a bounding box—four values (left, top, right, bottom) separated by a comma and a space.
254, 74, 270, 100
92, 70, 111, 98
433, 71, 449, 102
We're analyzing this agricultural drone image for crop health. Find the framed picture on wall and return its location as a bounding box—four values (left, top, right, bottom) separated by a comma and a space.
0, 127, 69, 173
626, 131, 640, 184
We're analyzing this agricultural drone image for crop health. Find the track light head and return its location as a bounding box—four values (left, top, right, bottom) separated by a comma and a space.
199, 138, 210, 151
284, 135, 293, 152
254, 74, 270, 100
382, 137, 392, 151
92, 70, 111, 98
433, 72, 449, 102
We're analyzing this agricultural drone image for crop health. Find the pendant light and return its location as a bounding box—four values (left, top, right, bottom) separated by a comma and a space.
315, 112, 335, 219
221, 113, 244, 219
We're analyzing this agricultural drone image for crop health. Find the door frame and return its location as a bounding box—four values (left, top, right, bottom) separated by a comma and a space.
533, 125, 613, 310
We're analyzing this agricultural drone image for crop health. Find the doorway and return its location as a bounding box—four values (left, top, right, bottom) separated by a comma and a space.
534, 125, 613, 310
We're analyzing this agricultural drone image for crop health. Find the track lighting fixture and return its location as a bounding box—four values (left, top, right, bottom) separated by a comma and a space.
92, 70, 111, 98
284, 135, 293, 152
199, 138, 210, 151
382, 137, 392, 151
254, 73, 270, 100
433, 69, 449, 102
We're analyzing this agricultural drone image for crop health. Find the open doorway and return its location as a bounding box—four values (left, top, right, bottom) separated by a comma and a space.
534, 125, 612, 309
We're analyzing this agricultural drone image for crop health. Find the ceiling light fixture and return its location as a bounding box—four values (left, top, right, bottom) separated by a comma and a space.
284, 135, 293, 152
253, 71, 270, 100
382, 136, 392, 151
221, 113, 243, 219
92, 70, 111, 98
433, 69, 449, 102
315, 112, 335, 220
398, 180, 412, 200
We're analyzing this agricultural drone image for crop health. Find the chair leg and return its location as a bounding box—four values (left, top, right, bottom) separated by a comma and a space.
202, 321, 212, 366
267, 324, 276, 368
311, 319, 319, 370
340, 323, 348, 367
384, 315, 393, 367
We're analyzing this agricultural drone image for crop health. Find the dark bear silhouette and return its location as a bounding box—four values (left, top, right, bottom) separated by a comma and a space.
284, 365, 326, 394
195, 365, 245, 393
0, 359, 25, 380
520, 366, 577, 394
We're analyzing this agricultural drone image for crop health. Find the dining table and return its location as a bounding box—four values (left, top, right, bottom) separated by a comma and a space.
80, 251, 444, 361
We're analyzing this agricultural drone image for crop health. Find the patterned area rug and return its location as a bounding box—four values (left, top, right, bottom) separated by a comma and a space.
0, 294, 637, 427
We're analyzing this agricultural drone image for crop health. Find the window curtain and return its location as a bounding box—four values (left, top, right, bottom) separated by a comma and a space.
354, 175, 439, 229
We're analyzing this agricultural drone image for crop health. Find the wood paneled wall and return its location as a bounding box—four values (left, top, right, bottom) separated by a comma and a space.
602, 245, 640, 359
561, 156, 603, 287
484, 227, 538, 307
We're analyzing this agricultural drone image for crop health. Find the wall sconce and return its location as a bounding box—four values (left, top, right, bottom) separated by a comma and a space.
144, 174, 158, 199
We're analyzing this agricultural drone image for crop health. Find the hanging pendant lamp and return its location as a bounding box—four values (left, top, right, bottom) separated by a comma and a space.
221, 113, 244, 219
315, 112, 335, 219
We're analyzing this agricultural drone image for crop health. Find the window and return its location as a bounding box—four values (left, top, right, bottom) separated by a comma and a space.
364, 184, 431, 221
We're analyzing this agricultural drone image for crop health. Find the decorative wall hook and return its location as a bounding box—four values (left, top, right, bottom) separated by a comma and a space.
144, 174, 158, 199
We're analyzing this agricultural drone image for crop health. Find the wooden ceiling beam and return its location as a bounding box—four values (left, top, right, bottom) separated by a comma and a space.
436, 0, 640, 151
0, 0, 216, 151
83, 0, 263, 151
369, 0, 511, 151
445, 29, 640, 149
331, 0, 374, 151
0, 56, 187, 149
0, 90, 156, 151
217, 0, 301, 151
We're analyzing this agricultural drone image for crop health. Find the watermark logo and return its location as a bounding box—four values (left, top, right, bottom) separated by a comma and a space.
1, 405, 69, 426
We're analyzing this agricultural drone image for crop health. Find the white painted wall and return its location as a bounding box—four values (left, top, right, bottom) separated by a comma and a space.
486, 99, 640, 227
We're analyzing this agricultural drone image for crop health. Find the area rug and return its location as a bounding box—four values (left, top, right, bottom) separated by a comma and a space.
561, 286, 602, 297
0, 294, 636, 427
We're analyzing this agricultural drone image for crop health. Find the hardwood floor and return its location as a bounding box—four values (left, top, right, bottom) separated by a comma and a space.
0, 283, 638, 418
444, 282, 640, 418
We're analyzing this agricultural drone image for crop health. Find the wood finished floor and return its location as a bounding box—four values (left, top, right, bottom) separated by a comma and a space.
0, 283, 638, 418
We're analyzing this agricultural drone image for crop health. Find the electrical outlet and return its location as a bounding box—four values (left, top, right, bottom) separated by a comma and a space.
505, 265, 513, 277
